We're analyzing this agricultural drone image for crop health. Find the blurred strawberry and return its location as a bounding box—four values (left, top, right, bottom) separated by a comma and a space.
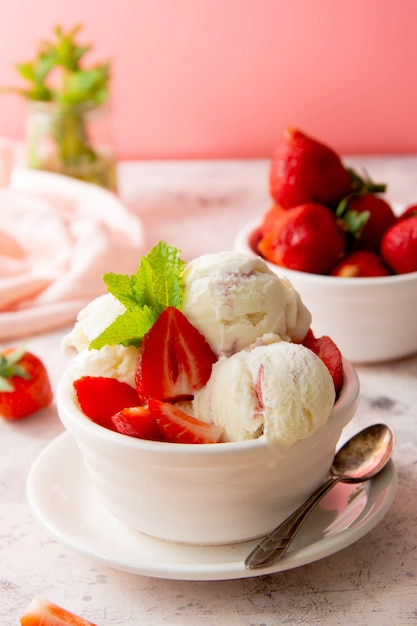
398, 204, 417, 220
269, 128, 353, 209
337, 193, 396, 253
381, 215, 417, 274
0, 347, 53, 419
258, 204, 285, 236
258, 202, 346, 274
330, 250, 391, 277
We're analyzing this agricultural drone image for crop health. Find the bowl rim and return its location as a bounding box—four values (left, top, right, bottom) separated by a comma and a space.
56, 356, 359, 456
234, 218, 417, 285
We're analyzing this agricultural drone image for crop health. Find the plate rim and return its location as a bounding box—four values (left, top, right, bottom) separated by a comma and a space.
26, 431, 398, 581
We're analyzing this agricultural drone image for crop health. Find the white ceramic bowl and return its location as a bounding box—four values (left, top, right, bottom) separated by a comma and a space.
235, 219, 417, 364
56, 359, 359, 545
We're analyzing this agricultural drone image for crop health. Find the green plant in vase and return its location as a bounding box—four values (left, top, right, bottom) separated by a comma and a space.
2, 24, 117, 191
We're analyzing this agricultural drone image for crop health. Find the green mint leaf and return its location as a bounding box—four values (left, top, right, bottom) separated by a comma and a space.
134, 241, 185, 314
90, 241, 185, 349
89, 306, 158, 349
103, 272, 137, 309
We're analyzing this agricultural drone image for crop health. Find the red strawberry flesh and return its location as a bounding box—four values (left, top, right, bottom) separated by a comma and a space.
302, 329, 344, 396
148, 398, 224, 444
136, 307, 217, 402
73, 376, 140, 431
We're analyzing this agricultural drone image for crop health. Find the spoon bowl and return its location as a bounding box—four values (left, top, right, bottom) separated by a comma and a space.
331, 423, 395, 481
245, 423, 395, 569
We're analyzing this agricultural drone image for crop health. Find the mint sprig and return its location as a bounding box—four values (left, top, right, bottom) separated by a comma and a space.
89, 241, 185, 350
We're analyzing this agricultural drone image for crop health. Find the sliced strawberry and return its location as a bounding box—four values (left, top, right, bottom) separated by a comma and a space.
73, 376, 140, 431
148, 399, 224, 444
302, 329, 344, 396
20, 595, 97, 625
111, 405, 163, 441
135, 307, 217, 402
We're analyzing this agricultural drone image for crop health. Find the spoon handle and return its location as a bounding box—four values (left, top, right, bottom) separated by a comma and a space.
245, 476, 342, 569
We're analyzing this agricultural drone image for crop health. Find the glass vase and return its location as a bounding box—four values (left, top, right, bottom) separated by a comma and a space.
25, 101, 118, 192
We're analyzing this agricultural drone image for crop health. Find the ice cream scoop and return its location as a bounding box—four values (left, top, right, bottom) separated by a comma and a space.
182, 251, 311, 356
193, 339, 335, 445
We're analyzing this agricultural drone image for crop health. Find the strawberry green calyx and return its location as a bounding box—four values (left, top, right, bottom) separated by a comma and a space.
346, 167, 387, 195
336, 195, 370, 240
0, 347, 31, 392
90, 241, 185, 350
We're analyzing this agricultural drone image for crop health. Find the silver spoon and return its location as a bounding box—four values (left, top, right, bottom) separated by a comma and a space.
245, 423, 395, 570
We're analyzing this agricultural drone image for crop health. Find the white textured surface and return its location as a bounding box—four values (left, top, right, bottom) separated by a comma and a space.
1, 156, 417, 625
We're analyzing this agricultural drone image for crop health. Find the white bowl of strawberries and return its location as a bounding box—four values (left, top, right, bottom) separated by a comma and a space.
57, 243, 360, 546
235, 128, 417, 364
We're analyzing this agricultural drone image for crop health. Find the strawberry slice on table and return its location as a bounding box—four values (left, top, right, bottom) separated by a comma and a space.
302, 329, 344, 396
135, 307, 217, 402
0, 347, 53, 419
73, 376, 141, 431
20, 595, 97, 625
111, 405, 164, 441
148, 399, 224, 444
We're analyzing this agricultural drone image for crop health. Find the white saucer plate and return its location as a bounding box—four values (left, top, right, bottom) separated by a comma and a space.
26, 432, 397, 581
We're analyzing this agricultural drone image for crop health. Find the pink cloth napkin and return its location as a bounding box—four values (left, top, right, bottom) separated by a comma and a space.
0, 168, 145, 341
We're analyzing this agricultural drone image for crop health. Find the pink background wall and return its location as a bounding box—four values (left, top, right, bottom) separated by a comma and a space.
0, 0, 416, 160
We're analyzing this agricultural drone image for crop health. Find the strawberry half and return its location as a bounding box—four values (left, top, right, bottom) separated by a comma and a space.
302, 329, 344, 396
148, 399, 224, 444
20, 596, 97, 625
135, 307, 217, 402
73, 376, 140, 431
111, 405, 164, 441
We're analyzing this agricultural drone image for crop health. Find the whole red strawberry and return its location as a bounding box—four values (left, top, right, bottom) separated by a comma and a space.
0, 347, 53, 419
258, 202, 346, 274
339, 194, 397, 253
381, 215, 417, 274
330, 250, 391, 277
269, 128, 353, 209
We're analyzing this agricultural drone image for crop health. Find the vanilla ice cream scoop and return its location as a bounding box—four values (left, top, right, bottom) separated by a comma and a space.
193, 340, 335, 447
61, 293, 138, 387
181, 251, 311, 357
